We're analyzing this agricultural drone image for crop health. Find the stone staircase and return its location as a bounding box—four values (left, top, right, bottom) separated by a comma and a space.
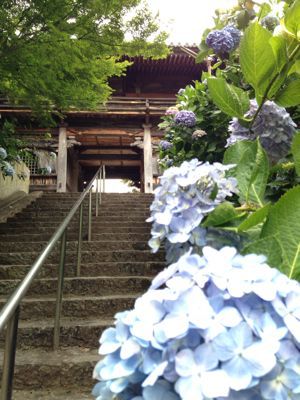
0, 192, 164, 399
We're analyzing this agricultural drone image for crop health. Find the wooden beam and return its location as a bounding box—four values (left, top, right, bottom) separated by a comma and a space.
57, 126, 67, 192
79, 154, 140, 160
79, 145, 140, 152
143, 124, 153, 193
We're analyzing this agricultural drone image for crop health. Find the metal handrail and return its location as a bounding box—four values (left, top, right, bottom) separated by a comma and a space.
0, 164, 106, 400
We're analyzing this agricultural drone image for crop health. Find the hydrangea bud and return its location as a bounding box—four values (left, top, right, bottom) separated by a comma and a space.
206, 29, 235, 54
227, 100, 297, 162
192, 129, 207, 140
159, 140, 173, 151
165, 106, 179, 116
0, 147, 7, 159
174, 110, 196, 127
261, 15, 280, 31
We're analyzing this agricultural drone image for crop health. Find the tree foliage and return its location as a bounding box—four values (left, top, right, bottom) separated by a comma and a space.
0, 0, 168, 118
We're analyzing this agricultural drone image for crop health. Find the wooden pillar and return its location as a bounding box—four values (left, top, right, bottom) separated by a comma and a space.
57, 125, 67, 192
143, 123, 153, 193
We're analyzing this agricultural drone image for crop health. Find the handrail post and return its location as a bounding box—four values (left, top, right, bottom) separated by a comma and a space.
53, 231, 67, 350
95, 172, 99, 217
99, 168, 102, 205
1, 306, 20, 400
103, 165, 106, 193
76, 203, 83, 277
88, 189, 92, 242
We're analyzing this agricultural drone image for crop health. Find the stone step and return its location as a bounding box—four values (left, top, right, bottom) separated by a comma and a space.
12, 389, 92, 400
0, 261, 164, 279
6, 215, 148, 224
13, 211, 149, 219
0, 240, 150, 252
0, 220, 149, 229
0, 249, 163, 265
0, 276, 152, 296
0, 346, 99, 389
0, 294, 137, 319
0, 226, 150, 235
0, 317, 111, 349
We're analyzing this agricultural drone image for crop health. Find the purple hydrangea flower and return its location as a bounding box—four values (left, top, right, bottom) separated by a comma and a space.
174, 110, 196, 127
223, 26, 241, 48
93, 247, 300, 400
227, 100, 297, 162
206, 29, 235, 54
0, 147, 7, 159
160, 140, 173, 151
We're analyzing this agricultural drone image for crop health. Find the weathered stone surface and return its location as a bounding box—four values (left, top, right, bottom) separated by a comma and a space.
0, 192, 162, 394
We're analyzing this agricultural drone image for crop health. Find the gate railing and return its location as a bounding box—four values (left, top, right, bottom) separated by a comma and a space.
0, 165, 106, 400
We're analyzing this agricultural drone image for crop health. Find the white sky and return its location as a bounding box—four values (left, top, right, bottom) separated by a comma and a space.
148, 0, 238, 44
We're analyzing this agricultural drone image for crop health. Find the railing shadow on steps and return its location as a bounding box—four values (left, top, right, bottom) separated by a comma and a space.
0, 165, 106, 400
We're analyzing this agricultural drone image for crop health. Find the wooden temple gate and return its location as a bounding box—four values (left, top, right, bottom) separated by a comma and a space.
0, 47, 205, 192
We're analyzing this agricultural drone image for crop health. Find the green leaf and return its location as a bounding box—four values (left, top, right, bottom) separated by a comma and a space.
240, 22, 277, 97
242, 235, 282, 267
202, 202, 238, 227
261, 186, 300, 278
207, 77, 250, 118
284, 0, 300, 38
258, 3, 272, 19
223, 140, 269, 205
291, 131, 300, 176
269, 36, 288, 72
288, 60, 300, 75
238, 204, 270, 232
275, 78, 300, 107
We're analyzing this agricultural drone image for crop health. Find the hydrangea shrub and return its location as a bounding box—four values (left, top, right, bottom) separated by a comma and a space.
147, 159, 237, 262
93, 247, 300, 400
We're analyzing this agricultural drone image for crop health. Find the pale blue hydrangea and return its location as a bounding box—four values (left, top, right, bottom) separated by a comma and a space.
227, 100, 297, 162
160, 140, 173, 151
261, 15, 279, 31
174, 111, 196, 127
2, 161, 15, 176
147, 159, 237, 263
0, 147, 7, 159
93, 247, 300, 400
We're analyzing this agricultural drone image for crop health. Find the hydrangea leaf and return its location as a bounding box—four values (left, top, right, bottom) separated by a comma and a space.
275, 78, 300, 107
223, 140, 269, 205
242, 234, 282, 267
284, 0, 300, 38
207, 77, 250, 118
292, 131, 300, 176
237, 204, 270, 232
240, 22, 277, 99
202, 202, 239, 227
269, 35, 288, 73
260, 186, 300, 279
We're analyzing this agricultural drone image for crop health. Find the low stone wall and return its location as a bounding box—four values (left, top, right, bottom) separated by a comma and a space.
0, 162, 30, 200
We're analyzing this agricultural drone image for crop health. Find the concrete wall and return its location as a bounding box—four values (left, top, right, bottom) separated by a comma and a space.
0, 162, 30, 200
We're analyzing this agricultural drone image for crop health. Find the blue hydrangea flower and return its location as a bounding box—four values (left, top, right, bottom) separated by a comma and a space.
0, 147, 7, 159
160, 140, 173, 151
227, 100, 297, 162
206, 29, 235, 54
223, 26, 241, 48
2, 162, 15, 176
174, 111, 196, 127
93, 247, 300, 400
147, 159, 237, 263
